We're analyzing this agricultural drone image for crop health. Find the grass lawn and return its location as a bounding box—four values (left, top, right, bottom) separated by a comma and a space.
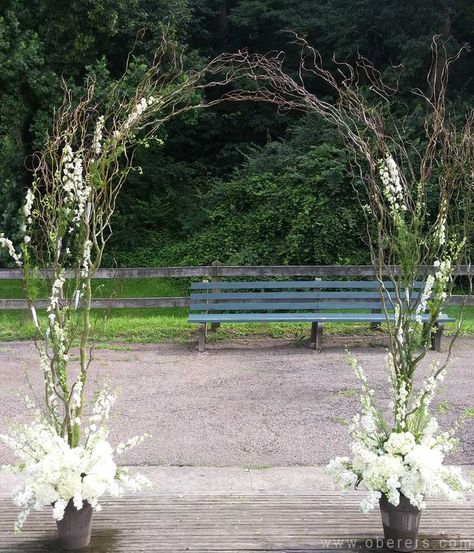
0, 278, 472, 343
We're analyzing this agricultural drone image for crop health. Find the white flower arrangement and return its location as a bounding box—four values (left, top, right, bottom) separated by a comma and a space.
1, 390, 150, 533
327, 355, 472, 513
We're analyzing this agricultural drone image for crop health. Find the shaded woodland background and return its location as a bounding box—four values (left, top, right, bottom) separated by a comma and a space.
1, 0, 473, 267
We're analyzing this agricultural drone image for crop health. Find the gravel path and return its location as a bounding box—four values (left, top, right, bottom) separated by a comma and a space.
0, 336, 472, 466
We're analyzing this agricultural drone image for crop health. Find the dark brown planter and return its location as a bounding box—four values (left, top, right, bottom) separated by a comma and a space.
379, 494, 422, 552
56, 500, 93, 550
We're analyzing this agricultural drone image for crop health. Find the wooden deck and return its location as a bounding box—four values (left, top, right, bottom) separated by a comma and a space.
0, 494, 473, 552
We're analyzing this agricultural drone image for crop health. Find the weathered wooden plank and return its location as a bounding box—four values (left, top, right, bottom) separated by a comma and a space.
0, 495, 472, 552
0, 297, 190, 310
1, 264, 473, 280
450, 294, 474, 306
0, 294, 468, 311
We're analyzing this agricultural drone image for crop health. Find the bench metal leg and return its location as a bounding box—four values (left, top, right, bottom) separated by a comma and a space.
198, 323, 207, 352
431, 322, 444, 352
313, 322, 324, 351
371, 308, 382, 330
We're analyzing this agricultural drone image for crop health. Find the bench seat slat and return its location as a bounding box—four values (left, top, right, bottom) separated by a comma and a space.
191, 291, 419, 301
191, 280, 424, 291
189, 312, 454, 323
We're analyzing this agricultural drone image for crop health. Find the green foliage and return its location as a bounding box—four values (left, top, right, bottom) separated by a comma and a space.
0, 0, 191, 247
188, 144, 367, 265
104, 118, 369, 266
0, 7, 59, 250
1, 0, 474, 268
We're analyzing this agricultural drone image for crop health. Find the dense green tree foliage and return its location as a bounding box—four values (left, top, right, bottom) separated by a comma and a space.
1, 0, 473, 266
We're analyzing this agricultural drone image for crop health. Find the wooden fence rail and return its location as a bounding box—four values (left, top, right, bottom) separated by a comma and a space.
0, 264, 472, 309
0, 264, 473, 279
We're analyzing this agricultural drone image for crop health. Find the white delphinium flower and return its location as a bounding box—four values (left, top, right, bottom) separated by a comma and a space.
92, 115, 105, 155
409, 364, 446, 427
23, 188, 35, 219
88, 389, 116, 431
360, 414, 377, 434
46, 272, 66, 330
71, 380, 83, 409
61, 145, 91, 225
435, 212, 447, 246
119, 95, 160, 136
81, 240, 92, 278
0, 234, 22, 267
20, 187, 35, 240
394, 379, 408, 430
115, 433, 149, 456
438, 466, 472, 502
416, 275, 434, 323
379, 155, 407, 214
124, 97, 150, 130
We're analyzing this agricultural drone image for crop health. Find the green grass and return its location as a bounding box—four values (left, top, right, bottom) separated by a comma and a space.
0, 278, 473, 343
463, 408, 474, 419
437, 401, 450, 414
334, 388, 359, 398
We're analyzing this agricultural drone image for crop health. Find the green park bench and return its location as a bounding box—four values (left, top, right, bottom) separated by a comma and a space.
188, 280, 454, 352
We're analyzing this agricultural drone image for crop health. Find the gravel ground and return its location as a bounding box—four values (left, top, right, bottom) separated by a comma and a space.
0, 336, 472, 466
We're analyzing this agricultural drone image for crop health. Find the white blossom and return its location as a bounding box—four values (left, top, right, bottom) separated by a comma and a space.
379, 155, 407, 215
1, 400, 150, 532
327, 354, 472, 512
23, 188, 34, 219
61, 145, 91, 224
416, 275, 434, 323
0, 234, 22, 267
92, 115, 105, 155
122, 96, 158, 132
81, 240, 92, 278
71, 380, 83, 409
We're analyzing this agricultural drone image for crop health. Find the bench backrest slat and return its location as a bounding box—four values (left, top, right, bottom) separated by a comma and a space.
190, 301, 398, 311
190, 280, 424, 291
191, 291, 419, 301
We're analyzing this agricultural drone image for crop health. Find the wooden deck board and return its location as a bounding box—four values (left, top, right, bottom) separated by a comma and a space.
0, 494, 473, 552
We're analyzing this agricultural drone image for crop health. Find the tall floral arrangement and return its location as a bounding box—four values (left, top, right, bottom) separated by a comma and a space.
219, 37, 473, 511
326, 354, 472, 512
0, 37, 241, 530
